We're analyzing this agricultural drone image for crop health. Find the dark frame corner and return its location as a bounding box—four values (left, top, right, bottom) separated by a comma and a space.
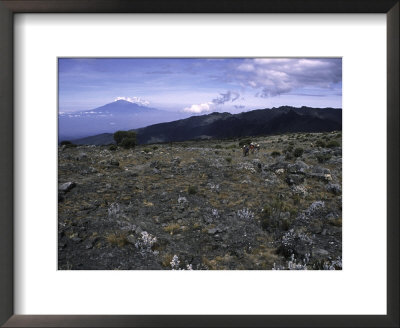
0, 1, 398, 327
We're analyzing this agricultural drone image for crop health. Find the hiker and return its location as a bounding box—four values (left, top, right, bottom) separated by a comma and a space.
243, 145, 249, 157
250, 143, 255, 154
255, 144, 260, 153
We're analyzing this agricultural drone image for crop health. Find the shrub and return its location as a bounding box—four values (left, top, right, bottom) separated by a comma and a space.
109, 144, 117, 151
215, 144, 222, 149
105, 231, 128, 247
120, 137, 136, 149
285, 152, 293, 160
225, 157, 232, 163
326, 140, 340, 148
188, 185, 197, 195
60, 140, 76, 148
285, 145, 294, 153
293, 148, 304, 157
239, 138, 252, 147
315, 140, 326, 148
329, 217, 342, 227
260, 205, 273, 230
143, 148, 151, 153
271, 151, 281, 157
152, 146, 158, 150
316, 153, 332, 163
164, 223, 181, 235
113, 130, 136, 146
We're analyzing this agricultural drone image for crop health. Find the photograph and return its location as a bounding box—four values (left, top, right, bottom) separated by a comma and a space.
58, 57, 342, 270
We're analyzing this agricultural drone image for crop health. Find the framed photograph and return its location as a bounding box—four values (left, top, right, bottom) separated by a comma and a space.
0, 1, 398, 327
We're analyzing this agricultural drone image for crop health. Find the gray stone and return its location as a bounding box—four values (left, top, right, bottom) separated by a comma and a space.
287, 161, 309, 174
279, 212, 291, 220
59, 182, 76, 192
312, 166, 331, 175
286, 174, 304, 186
126, 235, 136, 245
110, 159, 119, 166
208, 228, 218, 235
326, 183, 341, 195
312, 248, 329, 257
76, 152, 88, 161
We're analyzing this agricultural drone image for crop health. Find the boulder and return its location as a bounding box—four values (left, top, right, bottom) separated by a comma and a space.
286, 174, 305, 186
287, 160, 309, 174
312, 166, 331, 175
326, 183, 341, 194
109, 159, 119, 166
126, 235, 136, 245
76, 152, 88, 161
59, 182, 76, 193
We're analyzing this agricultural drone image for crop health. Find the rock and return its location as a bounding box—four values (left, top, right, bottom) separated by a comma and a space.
312, 248, 329, 257
214, 234, 222, 241
76, 152, 88, 161
312, 166, 331, 175
269, 161, 290, 171
208, 228, 218, 235
326, 183, 341, 194
59, 182, 76, 193
307, 172, 332, 182
126, 235, 136, 245
287, 160, 309, 174
279, 212, 291, 220
85, 241, 94, 249
286, 174, 304, 186
110, 159, 119, 166
150, 161, 159, 168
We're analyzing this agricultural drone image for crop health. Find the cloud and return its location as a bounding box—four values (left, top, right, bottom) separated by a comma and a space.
234, 105, 245, 110
114, 96, 150, 106
230, 58, 342, 98
183, 90, 240, 113
212, 91, 240, 104
183, 102, 213, 113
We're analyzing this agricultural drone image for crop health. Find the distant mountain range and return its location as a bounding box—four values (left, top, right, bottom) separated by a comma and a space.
59, 99, 189, 141
70, 106, 342, 145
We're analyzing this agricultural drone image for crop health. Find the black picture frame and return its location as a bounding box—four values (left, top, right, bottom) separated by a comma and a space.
0, 1, 398, 327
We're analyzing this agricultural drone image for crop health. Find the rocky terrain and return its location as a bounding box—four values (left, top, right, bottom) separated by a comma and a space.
58, 131, 342, 270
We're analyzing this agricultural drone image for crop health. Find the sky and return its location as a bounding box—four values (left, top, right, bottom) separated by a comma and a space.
58, 58, 342, 114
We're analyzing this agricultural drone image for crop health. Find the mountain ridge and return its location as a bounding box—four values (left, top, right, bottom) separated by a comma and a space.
69, 106, 342, 145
